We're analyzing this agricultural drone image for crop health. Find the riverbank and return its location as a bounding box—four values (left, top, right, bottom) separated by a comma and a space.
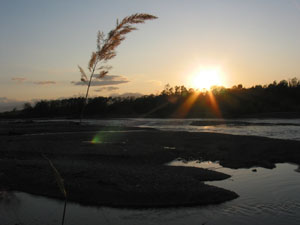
0, 120, 300, 207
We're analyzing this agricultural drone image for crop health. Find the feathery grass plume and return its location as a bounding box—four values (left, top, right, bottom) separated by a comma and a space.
78, 66, 88, 83
78, 13, 157, 123
42, 154, 67, 225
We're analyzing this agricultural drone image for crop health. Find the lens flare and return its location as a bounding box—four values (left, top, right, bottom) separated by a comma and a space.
91, 131, 104, 144
91, 129, 123, 144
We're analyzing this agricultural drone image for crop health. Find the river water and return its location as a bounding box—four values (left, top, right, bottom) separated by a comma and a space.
1, 118, 300, 224
84, 118, 300, 141
1, 162, 300, 225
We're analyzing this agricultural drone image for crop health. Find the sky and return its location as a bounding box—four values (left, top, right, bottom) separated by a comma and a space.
1, 0, 300, 111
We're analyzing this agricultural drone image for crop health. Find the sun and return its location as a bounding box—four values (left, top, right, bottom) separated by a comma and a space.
189, 67, 224, 90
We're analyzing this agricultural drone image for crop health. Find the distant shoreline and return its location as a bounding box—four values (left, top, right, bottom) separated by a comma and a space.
2, 111, 300, 120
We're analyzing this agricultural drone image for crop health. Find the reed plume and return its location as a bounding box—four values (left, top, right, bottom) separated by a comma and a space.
78, 13, 157, 123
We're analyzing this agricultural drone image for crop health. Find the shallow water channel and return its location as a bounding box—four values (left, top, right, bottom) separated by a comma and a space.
89, 118, 300, 141
1, 161, 300, 225
36, 118, 300, 141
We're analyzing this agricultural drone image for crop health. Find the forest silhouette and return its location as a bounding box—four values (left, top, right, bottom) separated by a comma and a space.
2, 78, 300, 119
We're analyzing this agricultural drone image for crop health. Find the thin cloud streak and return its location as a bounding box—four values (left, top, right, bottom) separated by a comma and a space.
110, 92, 144, 98
12, 77, 27, 83
72, 75, 129, 86
94, 86, 119, 92
12, 78, 57, 85
34, 81, 56, 85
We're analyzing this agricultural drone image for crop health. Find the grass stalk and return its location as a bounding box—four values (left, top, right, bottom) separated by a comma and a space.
78, 13, 157, 124
42, 154, 67, 225
61, 199, 67, 225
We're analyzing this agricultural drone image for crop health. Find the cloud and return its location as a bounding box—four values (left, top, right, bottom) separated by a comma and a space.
94, 86, 119, 92
72, 75, 129, 86
12, 77, 27, 83
12, 77, 57, 85
34, 81, 56, 85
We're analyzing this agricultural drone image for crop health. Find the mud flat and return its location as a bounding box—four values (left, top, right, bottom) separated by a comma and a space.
1, 120, 300, 207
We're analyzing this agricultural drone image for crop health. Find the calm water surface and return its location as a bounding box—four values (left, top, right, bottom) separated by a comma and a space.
35, 118, 300, 140
1, 162, 300, 225
83, 118, 300, 141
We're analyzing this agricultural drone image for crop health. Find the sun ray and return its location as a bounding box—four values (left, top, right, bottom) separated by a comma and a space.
207, 91, 222, 118
172, 88, 223, 118
172, 91, 200, 118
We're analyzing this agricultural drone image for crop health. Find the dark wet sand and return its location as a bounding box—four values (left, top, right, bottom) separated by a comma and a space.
0, 120, 300, 207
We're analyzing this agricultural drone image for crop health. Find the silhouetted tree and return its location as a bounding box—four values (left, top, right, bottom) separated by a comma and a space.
2, 79, 300, 119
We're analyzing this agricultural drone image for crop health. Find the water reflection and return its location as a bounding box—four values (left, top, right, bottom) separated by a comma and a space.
84, 118, 300, 141
36, 118, 300, 141
1, 162, 300, 225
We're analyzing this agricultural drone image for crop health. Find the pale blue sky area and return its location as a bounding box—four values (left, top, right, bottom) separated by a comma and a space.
1, 0, 300, 110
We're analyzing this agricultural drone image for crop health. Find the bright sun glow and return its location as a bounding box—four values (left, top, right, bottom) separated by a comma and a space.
189, 67, 224, 90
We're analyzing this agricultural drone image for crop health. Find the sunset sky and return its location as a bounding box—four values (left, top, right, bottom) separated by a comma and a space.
1, 0, 300, 111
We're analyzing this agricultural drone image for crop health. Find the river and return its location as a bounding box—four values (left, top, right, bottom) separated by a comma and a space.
1, 162, 300, 225
84, 118, 300, 141
1, 118, 300, 224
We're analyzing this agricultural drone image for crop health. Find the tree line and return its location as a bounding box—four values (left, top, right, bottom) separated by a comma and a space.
2, 78, 300, 119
